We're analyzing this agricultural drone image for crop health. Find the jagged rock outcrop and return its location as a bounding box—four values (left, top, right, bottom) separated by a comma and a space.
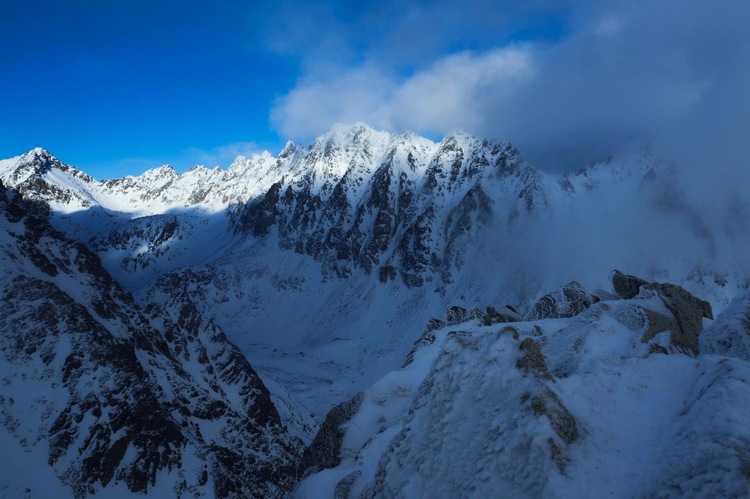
516, 338, 579, 473
233, 124, 542, 286
611, 270, 649, 299
644, 282, 712, 355
610, 271, 713, 355
0, 148, 98, 210
524, 281, 596, 321
446, 305, 477, 325
299, 393, 364, 476
482, 305, 522, 325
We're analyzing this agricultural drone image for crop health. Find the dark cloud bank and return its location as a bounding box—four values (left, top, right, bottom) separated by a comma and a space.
267, 0, 750, 186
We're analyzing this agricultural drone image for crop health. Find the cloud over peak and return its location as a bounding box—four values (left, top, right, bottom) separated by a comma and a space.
271, 47, 534, 142
268, 0, 750, 174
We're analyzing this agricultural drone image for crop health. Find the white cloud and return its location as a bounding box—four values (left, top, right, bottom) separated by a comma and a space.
390, 49, 535, 134
271, 47, 534, 142
270, 64, 396, 139
269, 0, 750, 176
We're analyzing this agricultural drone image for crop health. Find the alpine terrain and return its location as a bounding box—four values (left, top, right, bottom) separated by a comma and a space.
1, 123, 748, 498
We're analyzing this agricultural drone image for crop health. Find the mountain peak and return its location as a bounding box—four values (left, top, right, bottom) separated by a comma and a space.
25, 146, 53, 158
141, 164, 179, 178
279, 140, 300, 159
0, 147, 65, 184
317, 122, 391, 146
20, 147, 58, 166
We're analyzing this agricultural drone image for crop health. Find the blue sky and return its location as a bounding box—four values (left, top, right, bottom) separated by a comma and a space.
0, 1, 298, 177
1, 1, 748, 179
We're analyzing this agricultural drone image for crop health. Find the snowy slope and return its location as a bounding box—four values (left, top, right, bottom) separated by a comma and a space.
1, 124, 749, 497
293, 274, 750, 498
3, 125, 748, 417
0, 180, 305, 497
136, 125, 747, 419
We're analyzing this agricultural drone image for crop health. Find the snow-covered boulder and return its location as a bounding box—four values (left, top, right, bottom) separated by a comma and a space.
701, 289, 750, 359
610, 271, 713, 355
524, 281, 596, 321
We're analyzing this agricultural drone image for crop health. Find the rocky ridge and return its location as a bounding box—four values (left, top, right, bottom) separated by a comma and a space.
234, 124, 546, 286
293, 273, 750, 498
0, 180, 302, 497
1, 124, 749, 497
0, 124, 743, 301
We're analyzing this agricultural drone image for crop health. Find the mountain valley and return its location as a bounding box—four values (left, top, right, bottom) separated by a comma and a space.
1, 123, 749, 497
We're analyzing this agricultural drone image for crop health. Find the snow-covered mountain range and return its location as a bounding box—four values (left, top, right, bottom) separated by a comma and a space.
1, 123, 748, 497
0, 180, 301, 497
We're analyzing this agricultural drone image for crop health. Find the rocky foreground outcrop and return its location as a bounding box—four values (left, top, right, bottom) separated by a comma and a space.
611, 270, 713, 355
293, 273, 749, 498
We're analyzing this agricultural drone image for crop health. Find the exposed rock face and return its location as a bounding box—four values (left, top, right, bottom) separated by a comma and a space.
482, 305, 522, 325
517, 338, 553, 380
0, 183, 302, 497
425, 317, 447, 332
641, 308, 681, 346
89, 214, 186, 273
611, 270, 649, 299
232, 125, 542, 286
0, 149, 98, 209
2, 275, 187, 496
524, 281, 595, 321
647, 282, 713, 355
446, 305, 483, 325
523, 384, 580, 474
516, 338, 579, 473
300, 393, 364, 476
611, 271, 713, 355
333, 470, 362, 499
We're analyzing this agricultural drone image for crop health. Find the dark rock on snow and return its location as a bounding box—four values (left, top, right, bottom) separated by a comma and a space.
0, 183, 302, 497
